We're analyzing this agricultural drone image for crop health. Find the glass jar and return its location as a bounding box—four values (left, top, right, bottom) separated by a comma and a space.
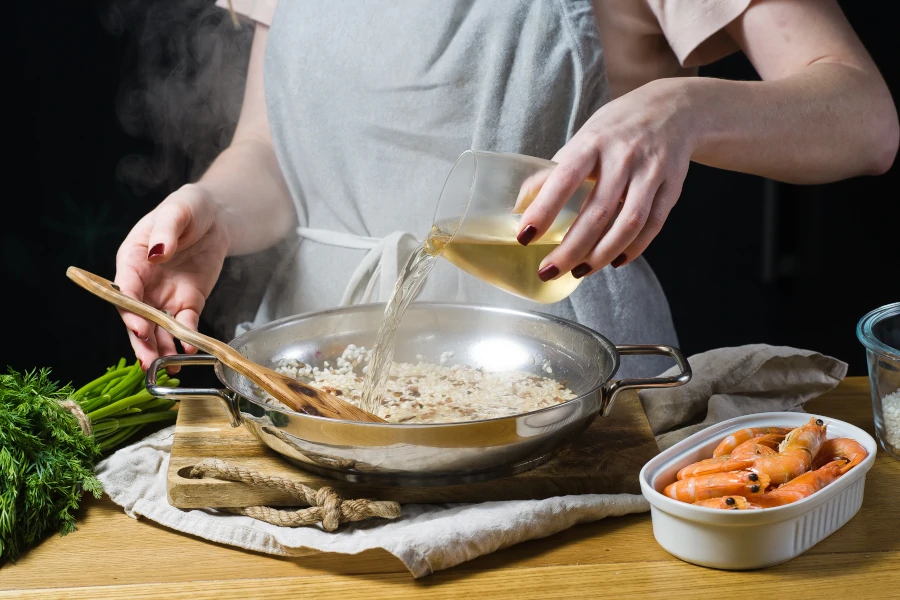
857, 302, 900, 459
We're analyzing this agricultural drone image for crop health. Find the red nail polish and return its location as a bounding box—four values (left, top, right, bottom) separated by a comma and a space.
571, 263, 591, 279
517, 225, 537, 246
611, 254, 627, 268
538, 264, 559, 282
148, 243, 164, 260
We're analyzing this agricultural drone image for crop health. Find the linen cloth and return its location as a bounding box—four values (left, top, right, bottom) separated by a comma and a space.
639, 344, 849, 450
96, 344, 847, 578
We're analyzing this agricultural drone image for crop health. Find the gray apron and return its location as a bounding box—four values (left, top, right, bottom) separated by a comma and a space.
245, 0, 678, 378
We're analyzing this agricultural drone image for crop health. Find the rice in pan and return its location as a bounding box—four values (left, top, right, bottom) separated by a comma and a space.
267, 344, 576, 424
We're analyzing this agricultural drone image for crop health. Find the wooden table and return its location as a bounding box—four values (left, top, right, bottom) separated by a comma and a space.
2, 377, 898, 599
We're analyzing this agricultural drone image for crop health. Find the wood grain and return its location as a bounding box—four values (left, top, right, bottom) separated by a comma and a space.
166, 391, 659, 506
66, 266, 384, 423
4, 552, 900, 600
3, 377, 898, 600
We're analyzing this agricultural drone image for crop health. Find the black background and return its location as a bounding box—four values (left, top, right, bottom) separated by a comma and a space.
6, 1, 898, 389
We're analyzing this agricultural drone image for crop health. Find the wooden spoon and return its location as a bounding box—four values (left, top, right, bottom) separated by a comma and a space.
67, 267, 385, 423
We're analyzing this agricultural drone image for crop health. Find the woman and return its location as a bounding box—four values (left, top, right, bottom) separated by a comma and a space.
115, 0, 897, 377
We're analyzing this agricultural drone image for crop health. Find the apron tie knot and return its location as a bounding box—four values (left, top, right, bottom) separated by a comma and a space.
296, 227, 421, 306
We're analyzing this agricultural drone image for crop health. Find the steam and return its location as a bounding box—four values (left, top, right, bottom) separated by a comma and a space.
102, 1, 282, 338
102, 0, 252, 194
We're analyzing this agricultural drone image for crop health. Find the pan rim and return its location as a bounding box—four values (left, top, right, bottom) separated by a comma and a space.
214, 302, 619, 427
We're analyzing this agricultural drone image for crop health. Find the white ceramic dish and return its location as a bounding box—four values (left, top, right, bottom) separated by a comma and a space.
639, 412, 877, 570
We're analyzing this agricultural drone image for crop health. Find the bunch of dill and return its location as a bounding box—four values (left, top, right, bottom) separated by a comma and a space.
0, 368, 103, 562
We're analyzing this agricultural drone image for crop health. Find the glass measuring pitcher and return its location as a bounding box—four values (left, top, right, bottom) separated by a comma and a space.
426, 150, 594, 304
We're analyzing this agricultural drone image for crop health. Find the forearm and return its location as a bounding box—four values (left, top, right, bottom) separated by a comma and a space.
683, 64, 898, 184
184, 23, 294, 256
193, 136, 294, 255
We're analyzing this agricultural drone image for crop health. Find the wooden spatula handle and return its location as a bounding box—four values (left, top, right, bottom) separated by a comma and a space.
66, 267, 386, 423
66, 267, 232, 358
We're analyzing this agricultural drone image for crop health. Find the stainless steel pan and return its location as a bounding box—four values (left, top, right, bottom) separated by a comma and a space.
147, 303, 690, 486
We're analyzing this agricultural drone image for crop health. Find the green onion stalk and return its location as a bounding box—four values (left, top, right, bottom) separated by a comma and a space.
72, 359, 179, 450
1, 359, 179, 562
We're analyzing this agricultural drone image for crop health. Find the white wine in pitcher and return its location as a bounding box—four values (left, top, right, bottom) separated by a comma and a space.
426, 213, 581, 304
362, 152, 590, 408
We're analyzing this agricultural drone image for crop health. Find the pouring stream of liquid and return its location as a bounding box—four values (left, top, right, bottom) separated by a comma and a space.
359, 243, 438, 413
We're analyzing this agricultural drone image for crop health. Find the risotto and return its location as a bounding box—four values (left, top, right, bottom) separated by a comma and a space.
266, 344, 577, 424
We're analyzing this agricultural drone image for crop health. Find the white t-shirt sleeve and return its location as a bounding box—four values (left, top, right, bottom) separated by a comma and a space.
214, 0, 277, 27
645, 0, 751, 67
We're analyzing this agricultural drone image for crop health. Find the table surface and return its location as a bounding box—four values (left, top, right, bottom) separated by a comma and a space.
2, 377, 898, 599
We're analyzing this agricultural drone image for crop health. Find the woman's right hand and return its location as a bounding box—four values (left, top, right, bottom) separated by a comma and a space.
115, 183, 230, 369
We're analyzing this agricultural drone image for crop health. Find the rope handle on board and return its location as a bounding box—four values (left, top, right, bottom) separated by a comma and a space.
189, 458, 402, 531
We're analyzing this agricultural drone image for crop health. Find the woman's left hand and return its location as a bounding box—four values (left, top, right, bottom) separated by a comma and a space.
516, 78, 694, 280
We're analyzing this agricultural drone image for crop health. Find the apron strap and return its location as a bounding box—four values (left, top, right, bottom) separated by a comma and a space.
296, 227, 421, 306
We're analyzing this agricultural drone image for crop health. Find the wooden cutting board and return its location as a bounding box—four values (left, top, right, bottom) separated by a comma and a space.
167, 391, 659, 508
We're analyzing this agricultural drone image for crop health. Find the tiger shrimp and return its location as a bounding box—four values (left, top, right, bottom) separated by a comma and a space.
692, 496, 760, 510
713, 427, 793, 457
664, 471, 771, 503
811, 437, 868, 473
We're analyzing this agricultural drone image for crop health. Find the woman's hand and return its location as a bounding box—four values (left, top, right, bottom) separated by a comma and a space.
115, 183, 229, 369
518, 0, 898, 284
516, 78, 693, 280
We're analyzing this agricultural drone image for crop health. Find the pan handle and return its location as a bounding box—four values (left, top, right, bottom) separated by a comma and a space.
601, 345, 691, 417
146, 354, 241, 427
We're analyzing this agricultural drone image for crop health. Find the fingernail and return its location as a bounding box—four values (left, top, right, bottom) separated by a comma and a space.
132, 330, 149, 342
148, 243, 164, 260
611, 254, 627, 269
538, 264, 559, 282
572, 263, 591, 279
517, 225, 537, 246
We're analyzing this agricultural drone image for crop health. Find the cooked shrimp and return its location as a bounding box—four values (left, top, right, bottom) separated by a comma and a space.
676, 433, 786, 480
754, 460, 845, 508
777, 418, 829, 456
677, 456, 755, 480
731, 433, 785, 459
693, 496, 760, 510
811, 438, 868, 473
713, 427, 793, 457
749, 418, 828, 485
664, 471, 770, 503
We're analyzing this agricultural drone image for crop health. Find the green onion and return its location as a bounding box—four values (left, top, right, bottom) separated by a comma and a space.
88, 390, 153, 421
97, 425, 142, 452
72, 358, 180, 451
91, 420, 119, 434
80, 394, 111, 414
134, 398, 177, 412
72, 365, 131, 398
102, 410, 178, 429
105, 364, 144, 401
99, 377, 120, 396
